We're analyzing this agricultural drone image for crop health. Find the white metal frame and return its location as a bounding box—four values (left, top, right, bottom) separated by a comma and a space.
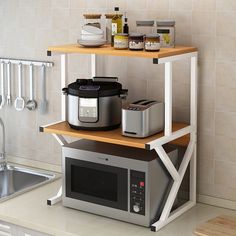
47, 50, 198, 232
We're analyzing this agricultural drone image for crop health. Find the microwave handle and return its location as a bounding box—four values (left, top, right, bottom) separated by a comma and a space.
92, 76, 118, 83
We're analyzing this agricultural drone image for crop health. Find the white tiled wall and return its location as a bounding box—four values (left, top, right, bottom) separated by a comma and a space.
0, 0, 236, 203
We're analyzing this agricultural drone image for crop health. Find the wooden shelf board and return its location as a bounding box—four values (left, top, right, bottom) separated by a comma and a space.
42, 121, 190, 149
47, 44, 197, 59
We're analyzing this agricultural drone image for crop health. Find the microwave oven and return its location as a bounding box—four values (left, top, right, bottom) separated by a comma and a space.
62, 140, 178, 227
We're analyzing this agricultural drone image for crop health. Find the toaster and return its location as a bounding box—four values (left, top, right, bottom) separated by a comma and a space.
122, 100, 164, 138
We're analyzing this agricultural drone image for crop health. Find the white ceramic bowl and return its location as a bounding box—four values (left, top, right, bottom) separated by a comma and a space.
81, 34, 104, 41
82, 25, 103, 35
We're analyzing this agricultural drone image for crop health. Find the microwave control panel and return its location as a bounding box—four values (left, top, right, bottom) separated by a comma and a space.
130, 170, 145, 216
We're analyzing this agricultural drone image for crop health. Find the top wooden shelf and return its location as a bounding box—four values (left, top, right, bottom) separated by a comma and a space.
47, 44, 197, 59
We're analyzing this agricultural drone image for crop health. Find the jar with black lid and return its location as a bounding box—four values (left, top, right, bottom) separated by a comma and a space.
144, 33, 160, 52
128, 33, 144, 51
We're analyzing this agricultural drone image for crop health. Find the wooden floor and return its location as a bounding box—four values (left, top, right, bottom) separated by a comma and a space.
194, 215, 236, 236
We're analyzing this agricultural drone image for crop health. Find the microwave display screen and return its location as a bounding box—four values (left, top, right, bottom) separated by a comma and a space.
71, 165, 118, 201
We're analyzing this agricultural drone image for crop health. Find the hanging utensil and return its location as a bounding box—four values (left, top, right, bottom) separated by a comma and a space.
6, 62, 12, 106
0, 62, 6, 109
26, 64, 37, 111
14, 63, 25, 111
40, 64, 48, 114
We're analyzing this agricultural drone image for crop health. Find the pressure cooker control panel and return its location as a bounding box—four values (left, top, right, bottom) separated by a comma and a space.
130, 170, 145, 216
79, 98, 98, 123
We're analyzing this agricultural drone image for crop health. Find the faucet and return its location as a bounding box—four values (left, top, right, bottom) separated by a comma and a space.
0, 118, 7, 170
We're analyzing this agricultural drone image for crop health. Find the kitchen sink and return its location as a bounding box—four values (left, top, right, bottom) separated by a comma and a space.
0, 164, 56, 202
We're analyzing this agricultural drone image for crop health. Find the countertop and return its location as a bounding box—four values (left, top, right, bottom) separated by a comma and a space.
1, 178, 236, 236
0, 178, 153, 236
1, 158, 236, 236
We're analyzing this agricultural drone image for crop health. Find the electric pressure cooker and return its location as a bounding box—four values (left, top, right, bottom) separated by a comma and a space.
63, 77, 128, 130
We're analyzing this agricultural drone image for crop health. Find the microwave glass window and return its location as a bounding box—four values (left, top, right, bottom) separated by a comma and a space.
71, 165, 118, 201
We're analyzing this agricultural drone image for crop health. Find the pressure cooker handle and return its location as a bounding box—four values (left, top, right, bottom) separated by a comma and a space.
92, 76, 118, 83
62, 87, 68, 95
120, 89, 128, 99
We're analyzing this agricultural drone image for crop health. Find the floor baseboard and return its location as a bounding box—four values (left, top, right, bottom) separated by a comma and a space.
198, 194, 236, 211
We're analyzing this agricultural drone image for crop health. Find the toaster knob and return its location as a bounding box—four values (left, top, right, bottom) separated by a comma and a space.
133, 204, 140, 213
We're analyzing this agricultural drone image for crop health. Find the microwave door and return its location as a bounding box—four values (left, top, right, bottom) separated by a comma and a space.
65, 158, 128, 211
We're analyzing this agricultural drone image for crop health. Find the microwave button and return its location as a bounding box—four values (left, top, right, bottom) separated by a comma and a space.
139, 181, 145, 187
133, 204, 140, 213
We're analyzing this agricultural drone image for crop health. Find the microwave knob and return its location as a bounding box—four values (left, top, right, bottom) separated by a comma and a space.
133, 204, 140, 213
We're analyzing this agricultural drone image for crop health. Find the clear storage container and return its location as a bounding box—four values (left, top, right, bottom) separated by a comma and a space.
156, 20, 175, 48
136, 20, 155, 34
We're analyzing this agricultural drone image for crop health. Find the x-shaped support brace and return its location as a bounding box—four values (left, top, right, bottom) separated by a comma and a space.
151, 140, 196, 231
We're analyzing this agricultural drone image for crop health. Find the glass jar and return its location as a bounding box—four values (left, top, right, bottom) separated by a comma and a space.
156, 20, 175, 48
144, 34, 160, 51
83, 14, 102, 28
128, 33, 144, 50
136, 20, 155, 34
105, 14, 115, 44
114, 33, 129, 49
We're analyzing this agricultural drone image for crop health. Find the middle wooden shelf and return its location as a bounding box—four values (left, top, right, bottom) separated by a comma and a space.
41, 121, 190, 150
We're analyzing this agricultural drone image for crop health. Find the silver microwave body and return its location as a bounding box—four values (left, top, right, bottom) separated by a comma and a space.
62, 140, 177, 227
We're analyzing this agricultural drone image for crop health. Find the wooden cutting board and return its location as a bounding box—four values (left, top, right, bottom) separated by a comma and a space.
194, 215, 236, 236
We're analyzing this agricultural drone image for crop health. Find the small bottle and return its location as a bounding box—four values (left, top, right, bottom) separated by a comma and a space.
123, 12, 129, 34
111, 7, 122, 46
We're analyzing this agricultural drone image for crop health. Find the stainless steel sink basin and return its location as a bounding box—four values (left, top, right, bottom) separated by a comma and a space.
0, 164, 56, 202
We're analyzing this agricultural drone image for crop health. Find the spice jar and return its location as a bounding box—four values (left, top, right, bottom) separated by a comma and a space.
136, 20, 155, 34
128, 33, 144, 51
144, 34, 160, 52
156, 20, 175, 48
83, 14, 102, 29
114, 33, 129, 49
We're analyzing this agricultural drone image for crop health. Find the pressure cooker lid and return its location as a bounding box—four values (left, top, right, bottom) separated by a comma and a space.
67, 79, 123, 97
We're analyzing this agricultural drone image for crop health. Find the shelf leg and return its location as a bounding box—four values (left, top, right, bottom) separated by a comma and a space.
61, 54, 67, 121
151, 141, 195, 231
164, 61, 173, 136
91, 54, 96, 77
190, 53, 198, 203
47, 134, 67, 205
190, 54, 198, 140
47, 186, 62, 206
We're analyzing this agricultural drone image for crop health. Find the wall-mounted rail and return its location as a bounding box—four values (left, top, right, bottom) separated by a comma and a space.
0, 58, 53, 67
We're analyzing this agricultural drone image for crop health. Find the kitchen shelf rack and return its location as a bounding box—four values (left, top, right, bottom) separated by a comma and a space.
43, 43, 198, 232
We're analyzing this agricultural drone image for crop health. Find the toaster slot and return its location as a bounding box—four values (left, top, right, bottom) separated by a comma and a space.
132, 100, 148, 105
140, 100, 157, 106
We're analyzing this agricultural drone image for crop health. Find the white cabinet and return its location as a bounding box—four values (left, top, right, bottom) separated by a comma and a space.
0, 221, 50, 236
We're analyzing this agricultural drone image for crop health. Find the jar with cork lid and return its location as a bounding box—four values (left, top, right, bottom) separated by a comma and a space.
83, 14, 102, 29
